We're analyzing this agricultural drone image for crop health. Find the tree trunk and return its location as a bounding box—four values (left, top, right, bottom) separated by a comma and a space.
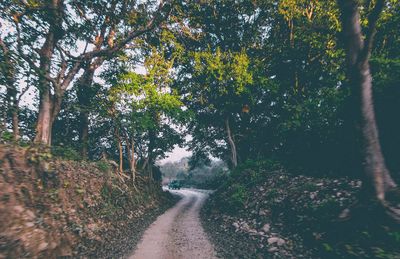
147, 129, 156, 180
33, 0, 63, 145
80, 114, 89, 158
225, 116, 238, 168
76, 65, 97, 159
118, 138, 123, 173
130, 138, 136, 183
11, 106, 20, 141
338, 0, 400, 221
1, 37, 20, 141
115, 128, 124, 173
6, 89, 20, 141
34, 87, 53, 145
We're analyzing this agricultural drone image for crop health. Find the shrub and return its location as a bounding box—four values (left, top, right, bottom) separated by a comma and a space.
96, 161, 111, 173
51, 146, 81, 161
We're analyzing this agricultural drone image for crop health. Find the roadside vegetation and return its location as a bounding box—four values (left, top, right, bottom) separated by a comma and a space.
202, 161, 400, 258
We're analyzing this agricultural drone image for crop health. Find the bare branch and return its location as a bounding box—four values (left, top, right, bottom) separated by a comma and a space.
60, 59, 83, 91
362, 0, 385, 61
17, 85, 30, 104
56, 47, 67, 84
79, 0, 172, 61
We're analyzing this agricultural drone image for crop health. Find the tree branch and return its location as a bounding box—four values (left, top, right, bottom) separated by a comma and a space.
361, 0, 385, 62
79, 0, 172, 61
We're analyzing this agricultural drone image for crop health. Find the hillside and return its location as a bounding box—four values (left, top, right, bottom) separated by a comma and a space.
0, 145, 176, 258
201, 161, 400, 258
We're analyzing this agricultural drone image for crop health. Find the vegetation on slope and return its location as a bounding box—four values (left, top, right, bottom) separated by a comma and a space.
202, 161, 400, 258
0, 145, 176, 258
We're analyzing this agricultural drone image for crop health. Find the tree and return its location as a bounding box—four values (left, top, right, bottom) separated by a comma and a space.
105, 42, 184, 181
180, 48, 252, 168
1, 0, 171, 145
337, 0, 400, 221
0, 30, 31, 141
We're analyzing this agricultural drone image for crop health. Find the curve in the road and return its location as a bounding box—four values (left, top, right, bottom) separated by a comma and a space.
129, 189, 217, 259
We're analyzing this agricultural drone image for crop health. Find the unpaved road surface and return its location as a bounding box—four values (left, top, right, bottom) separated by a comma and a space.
129, 189, 217, 259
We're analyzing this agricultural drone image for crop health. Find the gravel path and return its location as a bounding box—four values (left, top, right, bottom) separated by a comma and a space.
129, 189, 217, 259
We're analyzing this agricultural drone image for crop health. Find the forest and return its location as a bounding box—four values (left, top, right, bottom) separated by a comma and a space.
1, 0, 400, 258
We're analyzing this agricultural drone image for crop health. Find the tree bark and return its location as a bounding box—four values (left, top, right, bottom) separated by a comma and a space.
116, 128, 124, 173
33, 0, 64, 145
147, 128, 156, 179
337, 0, 400, 221
130, 138, 136, 183
11, 107, 20, 141
0, 36, 20, 141
34, 86, 53, 145
225, 116, 238, 168
76, 63, 98, 158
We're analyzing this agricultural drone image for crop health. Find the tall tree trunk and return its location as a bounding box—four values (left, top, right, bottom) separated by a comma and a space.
76, 65, 97, 159
1, 36, 20, 141
6, 89, 20, 141
33, 0, 63, 145
34, 87, 53, 145
80, 114, 89, 158
130, 138, 136, 183
225, 116, 238, 169
11, 106, 20, 141
116, 128, 124, 173
338, 0, 400, 221
288, 18, 300, 92
118, 139, 123, 173
147, 128, 156, 180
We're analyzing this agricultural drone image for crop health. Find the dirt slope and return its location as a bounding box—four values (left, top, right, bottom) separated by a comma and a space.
0, 145, 176, 258
201, 166, 400, 258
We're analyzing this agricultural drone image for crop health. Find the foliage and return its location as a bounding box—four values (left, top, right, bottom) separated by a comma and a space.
96, 161, 111, 173
160, 157, 228, 188
51, 146, 81, 161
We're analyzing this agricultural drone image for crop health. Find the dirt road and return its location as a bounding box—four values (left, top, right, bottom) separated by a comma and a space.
129, 189, 217, 259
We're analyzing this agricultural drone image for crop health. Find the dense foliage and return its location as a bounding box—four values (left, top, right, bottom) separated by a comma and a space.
1, 0, 399, 202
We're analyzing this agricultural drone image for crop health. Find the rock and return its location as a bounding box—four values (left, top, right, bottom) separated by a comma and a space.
241, 222, 250, 232
38, 242, 48, 251
259, 209, 269, 216
268, 247, 278, 252
232, 222, 240, 229
25, 210, 35, 219
339, 208, 350, 219
14, 205, 24, 213
267, 237, 285, 246
261, 224, 270, 233
277, 238, 285, 246
25, 222, 34, 227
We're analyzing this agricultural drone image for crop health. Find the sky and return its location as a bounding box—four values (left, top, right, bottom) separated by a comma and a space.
159, 145, 192, 164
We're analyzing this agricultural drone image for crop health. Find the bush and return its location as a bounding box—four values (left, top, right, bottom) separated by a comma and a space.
96, 161, 111, 173
51, 146, 81, 161
229, 183, 249, 209
1, 131, 14, 142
